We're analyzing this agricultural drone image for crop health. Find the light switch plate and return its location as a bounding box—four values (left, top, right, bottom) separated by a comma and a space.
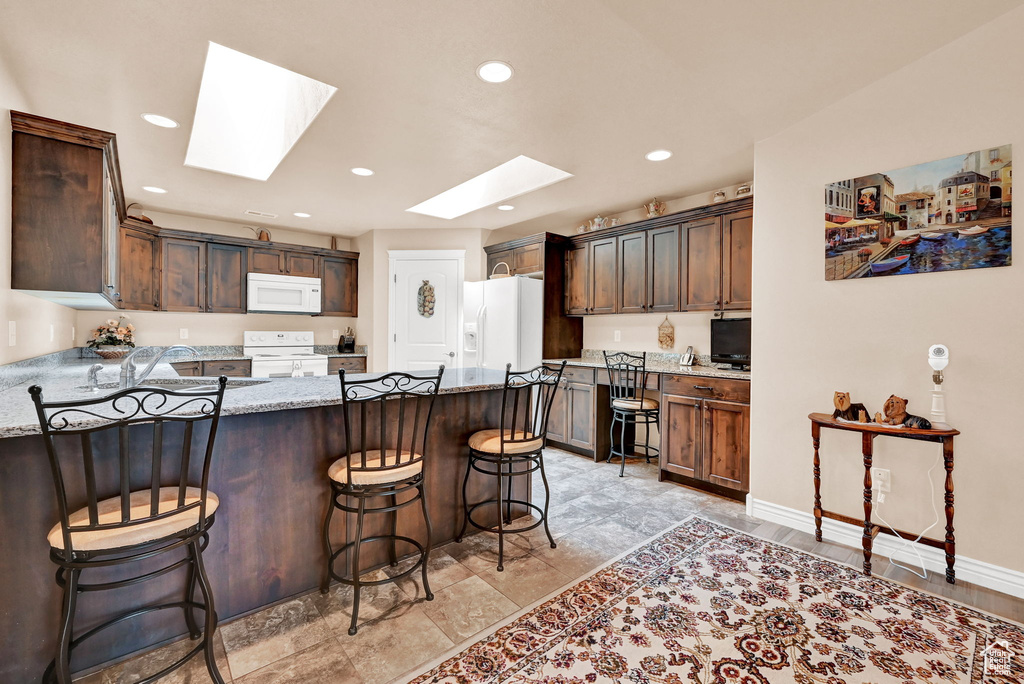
179, 328, 189, 340
50, 324, 55, 342
8, 321, 15, 347
614, 330, 621, 342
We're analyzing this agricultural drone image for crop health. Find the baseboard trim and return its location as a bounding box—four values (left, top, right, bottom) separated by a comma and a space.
749, 498, 1024, 599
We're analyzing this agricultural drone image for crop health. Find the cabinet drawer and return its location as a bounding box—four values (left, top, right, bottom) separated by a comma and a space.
662, 374, 749, 402
201, 360, 251, 377
546, 364, 594, 384
328, 357, 367, 374
596, 369, 659, 390
171, 361, 201, 377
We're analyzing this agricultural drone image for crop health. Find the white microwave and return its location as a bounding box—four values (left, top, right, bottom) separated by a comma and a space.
247, 273, 322, 314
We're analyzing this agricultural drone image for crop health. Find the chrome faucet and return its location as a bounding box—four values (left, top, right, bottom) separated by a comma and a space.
86, 363, 104, 392
120, 345, 199, 389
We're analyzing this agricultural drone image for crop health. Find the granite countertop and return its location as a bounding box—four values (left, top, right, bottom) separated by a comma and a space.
164, 352, 368, 362
542, 357, 751, 381
0, 360, 506, 439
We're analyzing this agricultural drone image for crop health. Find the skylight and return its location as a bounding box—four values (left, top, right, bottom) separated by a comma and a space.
184, 42, 336, 181
407, 156, 572, 219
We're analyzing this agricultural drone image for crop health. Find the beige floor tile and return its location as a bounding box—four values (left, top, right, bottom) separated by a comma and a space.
75, 631, 232, 684
558, 488, 635, 518
416, 574, 519, 642
475, 553, 573, 607
569, 516, 651, 555
313, 568, 414, 635
529, 531, 615, 578
336, 605, 453, 684
233, 638, 359, 684
438, 531, 532, 574
384, 547, 475, 600
219, 595, 331, 678
606, 504, 686, 539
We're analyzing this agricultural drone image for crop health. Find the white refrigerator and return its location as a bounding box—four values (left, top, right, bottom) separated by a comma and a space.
463, 276, 543, 371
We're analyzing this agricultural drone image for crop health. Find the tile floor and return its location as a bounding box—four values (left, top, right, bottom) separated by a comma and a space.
77, 447, 1024, 683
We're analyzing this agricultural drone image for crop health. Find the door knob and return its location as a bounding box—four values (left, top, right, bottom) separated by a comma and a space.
445, 351, 455, 359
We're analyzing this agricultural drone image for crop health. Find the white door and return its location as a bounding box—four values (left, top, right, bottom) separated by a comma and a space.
389, 251, 464, 371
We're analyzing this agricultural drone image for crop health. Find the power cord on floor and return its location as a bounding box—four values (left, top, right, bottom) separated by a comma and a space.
872, 452, 942, 579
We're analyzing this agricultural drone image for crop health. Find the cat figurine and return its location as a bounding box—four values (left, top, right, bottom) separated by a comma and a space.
874, 394, 932, 430
832, 391, 870, 423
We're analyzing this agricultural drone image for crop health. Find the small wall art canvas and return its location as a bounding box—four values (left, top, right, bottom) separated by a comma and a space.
825, 145, 1011, 281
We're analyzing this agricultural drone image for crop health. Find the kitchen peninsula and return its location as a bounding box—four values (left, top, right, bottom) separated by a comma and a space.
0, 359, 519, 680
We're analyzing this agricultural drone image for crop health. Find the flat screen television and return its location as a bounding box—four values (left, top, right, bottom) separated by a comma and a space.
710, 318, 751, 369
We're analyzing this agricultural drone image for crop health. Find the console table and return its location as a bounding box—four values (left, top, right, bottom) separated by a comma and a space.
808, 413, 960, 583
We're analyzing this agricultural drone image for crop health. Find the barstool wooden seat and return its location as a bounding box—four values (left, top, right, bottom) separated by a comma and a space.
28, 378, 228, 684
456, 362, 565, 571
321, 368, 444, 635
604, 351, 660, 477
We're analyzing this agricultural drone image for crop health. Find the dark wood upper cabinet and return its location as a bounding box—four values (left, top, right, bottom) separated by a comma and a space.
10, 112, 125, 309
118, 225, 160, 310
321, 256, 358, 317
647, 224, 680, 312
161, 238, 205, 312
565, 243, 590, 316
722, 209, 753, 310
285, 251, 319, 277
589, 237, 617, 315
513, 242, 543, 275
486, 249, 513, 278
682, 216, 722, 311
206, 243, 247, 313
617, 231, 647, 314
249, 247, 286, 274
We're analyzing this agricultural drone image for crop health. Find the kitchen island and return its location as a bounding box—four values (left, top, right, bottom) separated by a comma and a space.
0, 359, 517, 680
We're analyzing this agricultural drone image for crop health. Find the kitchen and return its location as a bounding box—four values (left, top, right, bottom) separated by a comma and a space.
3, 3, 1024, 684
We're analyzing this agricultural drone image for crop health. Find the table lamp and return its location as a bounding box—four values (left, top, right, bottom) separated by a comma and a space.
928, 344, 949, 425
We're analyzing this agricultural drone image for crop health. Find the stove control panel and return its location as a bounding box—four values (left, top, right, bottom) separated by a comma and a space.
244, 331, 315, 346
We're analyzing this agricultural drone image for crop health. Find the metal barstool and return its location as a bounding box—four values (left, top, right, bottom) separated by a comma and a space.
321, 367, 444, 635
28, 377, 228, 684
456, 362, 565, 571
604, 351, 660, 477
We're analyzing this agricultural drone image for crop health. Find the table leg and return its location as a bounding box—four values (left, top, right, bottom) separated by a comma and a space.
812, 423, 822, 542
943, 437, 956, 584
861, 433, 874, 576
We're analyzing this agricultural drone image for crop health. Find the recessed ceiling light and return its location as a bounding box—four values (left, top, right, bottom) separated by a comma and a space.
497, 205, 514, 211
476, 61, 514, 83
645, 149, 673, 162
185, 42, 337, 181
142, 186, 167, 194
141, 113, 179, 128
293, 212, 311, 218
407, 155, 572, 220
351, 167, 374, 176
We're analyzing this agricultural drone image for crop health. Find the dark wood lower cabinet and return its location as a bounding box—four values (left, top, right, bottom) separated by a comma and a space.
170, 361, 200, 376
547, 381, 569, 444
567, 381, 595, 451
661, 394, 702, 480
327, 356, 367, 374
703, 399, 750, 491
202, 360, 251, 377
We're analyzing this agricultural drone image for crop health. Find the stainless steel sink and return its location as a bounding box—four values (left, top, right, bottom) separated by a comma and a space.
86, 379, 269, 393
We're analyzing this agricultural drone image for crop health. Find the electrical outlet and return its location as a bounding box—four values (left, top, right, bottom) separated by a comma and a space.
614, 330, 621, 342
871, 467, 891, 493
72, 326, 76, 343
332, 329, 339, 339
8, 321, 15, 346
179, 328, 189, 340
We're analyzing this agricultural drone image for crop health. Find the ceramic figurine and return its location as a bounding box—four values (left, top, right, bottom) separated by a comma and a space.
832, 391, 870, 423
874, 395, 932, 429
589, 215, 609, 231
645, 198, 667, 218
736, 182, 752, 198
712, 190, 727, 203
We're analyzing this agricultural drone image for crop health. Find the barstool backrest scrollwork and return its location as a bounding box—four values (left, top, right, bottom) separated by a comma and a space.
338, 367, 445, 487
496, 362, 566, 456
603, 351, 649, 403
28, 377, 229, 561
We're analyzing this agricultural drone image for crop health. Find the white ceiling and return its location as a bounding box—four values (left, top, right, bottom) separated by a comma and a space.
2, 0, 1021, 238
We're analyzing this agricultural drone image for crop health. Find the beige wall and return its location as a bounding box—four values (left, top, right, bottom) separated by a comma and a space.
751, 9, 1024, 573
0, 53, 78, 364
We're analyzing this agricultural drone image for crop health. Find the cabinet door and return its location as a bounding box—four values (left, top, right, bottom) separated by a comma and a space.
682, 217, 722, 311
546, 380, 569, 444
565, 244, 590, 315
617, 231, 647, 314
202, 360, 251, 377
567, 381, 595, 450
647, 225, 680, 312
170, 361, 201, 377
321, 256, 358, 317
118, 228, 160, 310
722, 209, 753, 311
589, 237, 617, 315
703, 400, 750, 492
661, 394, 702, 479
161, 238, 205, 312
487, 249, 514, 278
285, 251, 320, 277
513, 243, 544, 275
206, 243, 248, 313
249, 247, 286, 274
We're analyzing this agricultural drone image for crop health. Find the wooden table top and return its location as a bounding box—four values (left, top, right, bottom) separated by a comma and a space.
808, 412, 960, 438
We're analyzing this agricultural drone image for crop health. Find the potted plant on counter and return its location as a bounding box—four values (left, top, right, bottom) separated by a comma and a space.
87, 316, 136, 359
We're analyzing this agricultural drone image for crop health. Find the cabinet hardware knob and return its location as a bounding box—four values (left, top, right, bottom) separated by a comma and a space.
693, 385, 713, 390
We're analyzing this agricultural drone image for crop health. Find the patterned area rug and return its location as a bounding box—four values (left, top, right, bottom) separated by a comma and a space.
410, 517, 1023, 683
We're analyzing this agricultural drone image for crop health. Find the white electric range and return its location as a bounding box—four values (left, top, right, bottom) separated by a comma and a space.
243, 331, 329, 378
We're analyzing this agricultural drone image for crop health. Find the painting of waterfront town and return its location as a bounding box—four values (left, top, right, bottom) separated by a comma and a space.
825, 145, 1012, 280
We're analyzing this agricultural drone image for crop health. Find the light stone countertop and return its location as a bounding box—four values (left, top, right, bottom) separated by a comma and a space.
0, 360, 506, 439
542, 357, 751, 380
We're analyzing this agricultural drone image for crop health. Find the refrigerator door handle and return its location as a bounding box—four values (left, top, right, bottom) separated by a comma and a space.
477, 304, 487, 368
